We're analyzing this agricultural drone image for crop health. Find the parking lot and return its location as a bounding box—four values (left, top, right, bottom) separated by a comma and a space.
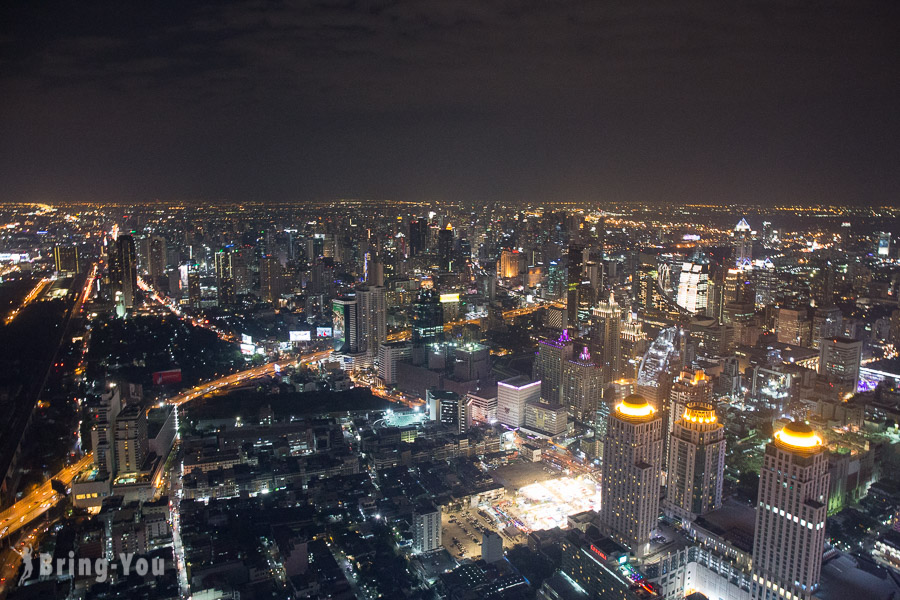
441, 508, 504, 561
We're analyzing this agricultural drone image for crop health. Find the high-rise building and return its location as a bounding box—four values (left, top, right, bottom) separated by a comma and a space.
734, 218, 752, 267
438, 225, 454, 271
408, 219, 427, 256
187, 270, 201, 308
466, 389, 498, 426
876, 231, 891, 257
667, 370, 713, 443
599, 394, 663, 557
53, 244, 80, 273
148, 235, 167, 285
114, 404, 148, 475
535, 331, 575, 404
427, 389, 466, 434
332, 297, 359, 354
562, 347, 604, 424
497, 376, 541, 427
412, 289, 443, 345
811, 306, 842, 349
665, 401, 725, 521
567, 243, 585, 324
524, 401, 568, 436
214, 249, 236, 306
109, 235, 137, 309
91, 387, 122, 479
776, 306, 811, 347
676, 262, 709, 314
591, 292, 622, 382
620, 311, 649, 379
259, 256, 284, 303
818, 336, 862, 392
377, 341, 410, 386
356, 285, 387, 356
751, 422, 829, 600
550, 527, 648, 600
499, 249, 525, 279
412, 503, 442, 554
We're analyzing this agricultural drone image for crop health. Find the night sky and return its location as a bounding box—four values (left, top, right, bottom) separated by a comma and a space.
1, 0, 898, 206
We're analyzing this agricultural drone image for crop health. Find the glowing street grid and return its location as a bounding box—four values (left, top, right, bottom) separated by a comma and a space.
489, 476, 601, 533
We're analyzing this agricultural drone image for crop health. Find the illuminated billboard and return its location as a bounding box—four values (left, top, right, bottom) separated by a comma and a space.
439, 293, 460, 303
240, 343, 255, 355
316, 327, 332, 338
241, 333, 253, 345
289, 330, 311, 342
332, 301, 345, 351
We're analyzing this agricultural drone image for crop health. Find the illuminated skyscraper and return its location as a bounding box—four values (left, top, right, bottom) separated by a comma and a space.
562, 347, 604, 424
497, 376, 541, 427
751, 422, 829, 600
599, 394, 663, 557
591, 291, 622, 382
259, 256, 284, 303
53, 244, 80, 274
567, 243, 585, 324
675, 262, 709, 314
332, 297, 359, 354
109, 234, 137, 309
438, 225, 454, 271
665, 401, 725, 521
214, 249, 236, 306
734, 218, 752, 268
818, 336, 862, 392
356, 285, 386, 356
535, 331, 575, 404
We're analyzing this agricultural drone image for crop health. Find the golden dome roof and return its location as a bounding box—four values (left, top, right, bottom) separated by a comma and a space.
615, 394, 655, 420
773, 421, 822, 453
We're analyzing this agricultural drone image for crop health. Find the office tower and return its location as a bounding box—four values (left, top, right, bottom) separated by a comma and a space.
636, 327, 681, 414
665, 401, 725, 521
535, 331, 575, 404
620, 312, 649, 379
676, 262, 709, 314
876, 231, 891, 257
412, 503, 442, 555
524, 401, 568, 436
231, 248, 250, 294
600, 394, 663, 557
497, 376, 541, 427
114, 404, 148, 475
733, 218, 752, 267
91, 387, 122, 479
109, 234, 137, 309
377, 341, 410, 386
438, 225, 454, 271
409, 219, 427, 256
818, 336, 862, 392
427, 389, 466, 434
499, 249, 524, 279
811, 306, 843, 349
466, 390, 498, 426
332, 297, 359, 354
453, 342, 490, 381
187, 270, 201, 308
562, 347, 604, 424
356, 285, 387, 356
482, 531, 504, 563
567, 243, 585, 324
754, 259, 777, 308
259, 256, 284, 303
53, 244, 79, 273
148, 235, 167, 285
667, 370, 713, 440
591, 292, 622, 382
412, 289, 444, 345
751, 422, 829, 600
776, 305, 811, 347
214, 249, 236, 306
723, 267, 754, 305
547, 259, 565, 300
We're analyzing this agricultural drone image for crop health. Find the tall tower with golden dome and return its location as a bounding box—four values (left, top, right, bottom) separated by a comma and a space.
664, 401, 725, 521
599, 393, 663, 557
751, 421, 829, 600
